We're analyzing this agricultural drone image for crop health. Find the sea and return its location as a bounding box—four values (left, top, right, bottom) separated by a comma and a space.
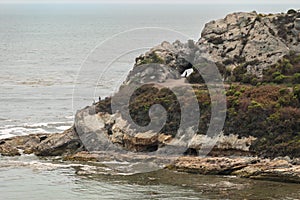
0, 3, 299, 199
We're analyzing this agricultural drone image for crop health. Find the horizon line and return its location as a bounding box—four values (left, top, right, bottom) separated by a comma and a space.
0, 1, 299, 5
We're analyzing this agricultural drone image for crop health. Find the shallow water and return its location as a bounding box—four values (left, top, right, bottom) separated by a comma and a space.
0, 155, 299, 200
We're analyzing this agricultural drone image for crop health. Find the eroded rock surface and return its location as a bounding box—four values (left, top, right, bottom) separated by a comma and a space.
0, 127, 83, 156
133, 10, 300, 81
170, 156, 300, 183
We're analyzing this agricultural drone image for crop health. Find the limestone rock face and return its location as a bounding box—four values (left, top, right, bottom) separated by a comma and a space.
124, 63, 181, 86
188, 134, 257, 153
132, 11, 300, 81
74, 106, 172, 153
134, 40, 197, 75
129, 40, 199, 86
199, 11, 300, 78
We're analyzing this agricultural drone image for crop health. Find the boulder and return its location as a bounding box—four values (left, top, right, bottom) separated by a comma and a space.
35, 127, 83, 156
0, 128, 83, 157
123, 131, 159, 152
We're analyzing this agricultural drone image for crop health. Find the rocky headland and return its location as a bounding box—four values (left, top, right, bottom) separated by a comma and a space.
1, 10, 300, 183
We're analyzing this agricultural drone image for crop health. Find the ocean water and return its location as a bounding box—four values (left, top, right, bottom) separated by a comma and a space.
1, 154, 300, 200
0, 3, 300, 199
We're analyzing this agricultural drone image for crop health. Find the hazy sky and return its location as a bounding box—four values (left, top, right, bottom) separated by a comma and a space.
0, 0, 299, 4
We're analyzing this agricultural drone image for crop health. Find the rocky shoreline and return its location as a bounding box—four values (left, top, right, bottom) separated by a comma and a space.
1, 129, 300, 184
1, 9, 300, 184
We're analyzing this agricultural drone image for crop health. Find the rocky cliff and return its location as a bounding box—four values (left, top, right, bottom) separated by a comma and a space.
199, 10, 300, 78
135, 10, 300, 83
1, 9, 300, 183
117, 9, 300, 158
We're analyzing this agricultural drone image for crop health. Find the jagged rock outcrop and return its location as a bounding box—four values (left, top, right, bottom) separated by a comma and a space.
134, 10, 300, 81
134, 40, 197, 75
74, 105, 173, 153
199, 10, 300, 78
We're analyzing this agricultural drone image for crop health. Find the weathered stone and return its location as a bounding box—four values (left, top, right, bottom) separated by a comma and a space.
232, 159, 300, 183
188, 134, 256, 154
63, 151, 99, 162
74, 106, 170, 153
132, 132, 158, 145
35, 127, 83, 156
74, 106, 120, 152
170, 157, 300, 183
0, 142, 20, 156
125, 11, 300, 82
170, 156, 253, 175
158, 134, 172, 144
134, 40, 197, 77
123, 132, 159, 152
198, 11, 300, 78
0, 128, 83, 157
294, 18, 300, 30
0, 134, 49, 156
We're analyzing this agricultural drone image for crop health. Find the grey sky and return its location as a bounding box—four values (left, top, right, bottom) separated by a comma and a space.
0, 0, 299, 4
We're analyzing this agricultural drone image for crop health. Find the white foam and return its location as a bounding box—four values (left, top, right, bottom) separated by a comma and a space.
0, 121, 73, 139
56, 125, 72, 131
1, 159, 89, 171
0, 126, 48, 139
23, 121, 72, 128
23, 122, 48, 128
101, 160, 131, 165
65, 116, 74, 120
0, 133, 15, 140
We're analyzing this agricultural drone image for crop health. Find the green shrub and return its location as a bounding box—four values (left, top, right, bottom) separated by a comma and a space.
293, 73, 300, 84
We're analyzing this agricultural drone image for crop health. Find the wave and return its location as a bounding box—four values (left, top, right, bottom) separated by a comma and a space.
0, 120, 73, 140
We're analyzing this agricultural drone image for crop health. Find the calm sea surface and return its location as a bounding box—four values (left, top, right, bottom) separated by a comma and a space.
0, 4, 299, 199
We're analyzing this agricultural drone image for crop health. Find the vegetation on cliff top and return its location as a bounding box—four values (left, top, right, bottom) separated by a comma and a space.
95, 50, 300, 158
226, 51, 300, 86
